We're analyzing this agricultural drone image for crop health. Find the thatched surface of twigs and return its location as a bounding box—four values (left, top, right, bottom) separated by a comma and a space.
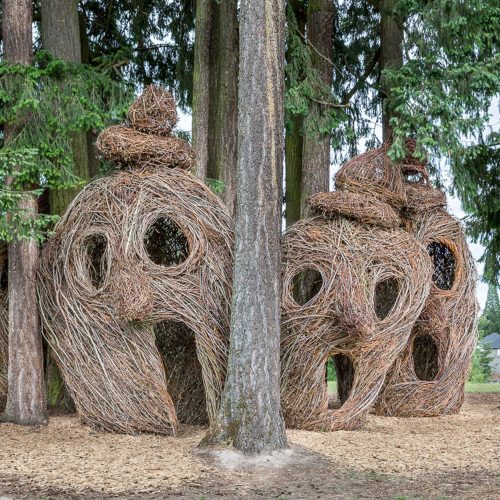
96, 125, 196, 171
335, 144, 407, 208
38, 166, 233, 436
281, 216, 432, 431
375, 208, 477, 416
127, 85, 178, 135
308, 191, 401, 229
281, 141, 477, 431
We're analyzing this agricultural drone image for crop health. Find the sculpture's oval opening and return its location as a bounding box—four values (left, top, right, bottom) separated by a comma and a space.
326, 354, 355, 409
291, 268, 323, 306
428, 241, 456, 290
413, 334, 439, 381
374, 277, 400, 320
84, 234, 109, 289
154, 321, 207, 425
144, 217, 189, 267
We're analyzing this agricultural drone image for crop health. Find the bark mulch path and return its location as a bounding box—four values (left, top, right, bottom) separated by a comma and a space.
1, 393, 499, 499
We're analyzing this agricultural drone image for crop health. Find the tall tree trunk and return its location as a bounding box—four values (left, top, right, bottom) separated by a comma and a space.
208, 0, 239, 218
300, 0, 334, 217
285, 0, 306, 228
78, 10, 101, 179
207, 0, 287, 453
192, 0, 212, 180
41, 0, 91, 215
2, 0, 47, 426
41, 0, 82, 411
192, 1, 238, 219
380, 0, 403, 143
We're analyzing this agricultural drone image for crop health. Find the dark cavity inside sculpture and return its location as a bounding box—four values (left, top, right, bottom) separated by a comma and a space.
374, 277, 400, 319
144, 217, 189, 267
154, 321, 208, 425
428, 241, 455, 290
333, 354, 355, 405
413, 334, 439, 381
84, 234, 108, 289
292, 268, 323, 306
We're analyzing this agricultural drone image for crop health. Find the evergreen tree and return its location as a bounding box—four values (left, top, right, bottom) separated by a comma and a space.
469, 341, 493, 383
1, 0, 46, 426
208, 0, 287, 453
478, 285, 500, 339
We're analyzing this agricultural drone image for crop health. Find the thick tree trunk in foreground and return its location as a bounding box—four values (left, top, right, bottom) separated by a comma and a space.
208, 0, 287, 453
41, 0, 90, 216
380, 0, 403, 143
192, 0, 213, 180
2, 0, 47, 426
285, 0, 306, 228
300, 0, 334, 217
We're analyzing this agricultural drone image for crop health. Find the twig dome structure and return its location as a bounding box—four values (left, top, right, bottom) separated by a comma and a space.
0, 245, 8, 412
38, 86, 234, 435
375, 144, 477, 417
280, 140, 477, 431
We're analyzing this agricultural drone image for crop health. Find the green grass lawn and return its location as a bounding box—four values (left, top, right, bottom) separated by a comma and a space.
327, 380, 500, 394
465, 382, 500, 392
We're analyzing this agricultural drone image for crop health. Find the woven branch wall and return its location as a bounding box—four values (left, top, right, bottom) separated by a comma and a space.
38, 86, 234, 435
281, 141, 477, 431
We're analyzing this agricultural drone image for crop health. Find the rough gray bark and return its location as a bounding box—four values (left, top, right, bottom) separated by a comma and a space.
380, 0, 403, 143
285, 0, 306, 228
192, 0, 213, 180
41, 0, 82, 411
210, 0, 239, 218
207, 0, 287, 453
300, 0, 334, 217
192, 1, 238, 218
2, 0, 47, 426
41, 0, 91, 215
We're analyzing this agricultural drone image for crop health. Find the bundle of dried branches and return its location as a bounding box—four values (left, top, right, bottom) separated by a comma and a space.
96, 126, 195, 171
281, 141, 477, 430
335, 144, 407, 208
375, 208, 477, 416
281, 215, 432, 431
308, 191, 401, 229
127, 84, 178, 135
38, 88, 233, 435
0, 245, 7, 412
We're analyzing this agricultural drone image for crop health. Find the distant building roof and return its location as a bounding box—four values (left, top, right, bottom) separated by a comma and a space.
483, 333, 500, 349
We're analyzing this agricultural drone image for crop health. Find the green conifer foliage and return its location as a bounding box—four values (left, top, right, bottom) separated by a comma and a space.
478, 285, 500, 339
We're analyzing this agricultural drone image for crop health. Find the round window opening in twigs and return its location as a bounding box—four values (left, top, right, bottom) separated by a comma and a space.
154, 321, 208, 426
403, 170, 426, 185
374, 277, 400, 320
144, 217, 190, 267
291, 268, 323, 306
84, 234, 109, 289
412, 334, 439, 381
428, 241, 456, 290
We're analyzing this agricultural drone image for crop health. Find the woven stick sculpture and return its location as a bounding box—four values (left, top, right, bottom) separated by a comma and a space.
281, 140, 476, 430
375, 144, 478, 416
38, 86, 233, 435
